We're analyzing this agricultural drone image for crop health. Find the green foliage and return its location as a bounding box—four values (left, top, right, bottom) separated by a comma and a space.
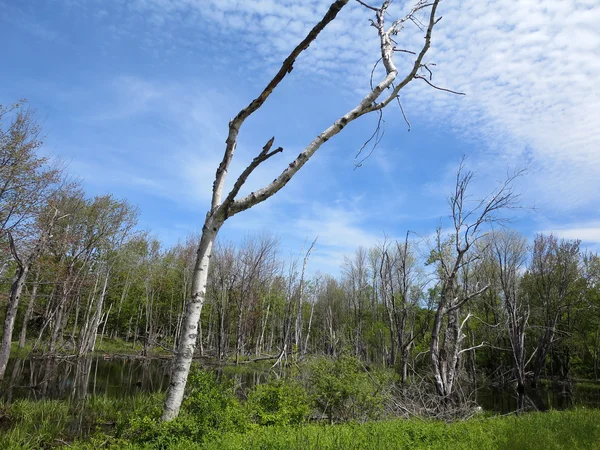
246, 378, 311, 426
2, 387, 600, 450
306, 355, 388, 423
122, 368, 248, 448
205, 408, 600, 450
181, 369, 248, 434
0, 394, 163, 449
0, 399, 70, 449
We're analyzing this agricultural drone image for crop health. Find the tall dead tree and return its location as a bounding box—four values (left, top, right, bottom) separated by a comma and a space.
163, 0, 454, 420
429, 164, 520, 403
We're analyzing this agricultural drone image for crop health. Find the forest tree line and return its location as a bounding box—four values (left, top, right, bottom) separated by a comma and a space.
1, 102, 600, 404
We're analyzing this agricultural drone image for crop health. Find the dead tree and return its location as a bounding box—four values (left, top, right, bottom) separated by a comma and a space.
163, 0, 454, 420
429, 164, 520, 404
379, 233, 426, 382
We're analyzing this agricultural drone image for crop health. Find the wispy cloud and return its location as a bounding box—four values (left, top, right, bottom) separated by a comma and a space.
4, 0, 599, 266
541, 222, 600, 249
84, 0, 600, 217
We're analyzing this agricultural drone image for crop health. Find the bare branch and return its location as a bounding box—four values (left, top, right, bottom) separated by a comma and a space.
414, 75, 466, 95
393, 47, 417, 55
370, 57, 383, 91
355, 0, 379, 12
228, 0, 443, 216
222, 137, 283, 218
446, 283, 490, 313
369, 0, 441, 111
211, 0, 350, 209
396, 94, 411, 131
458, 342, 486, 355
7, 231, 23, 270
354, 110, 385, 168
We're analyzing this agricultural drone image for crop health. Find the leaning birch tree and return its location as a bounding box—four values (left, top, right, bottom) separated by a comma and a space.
163, 0, 454, 420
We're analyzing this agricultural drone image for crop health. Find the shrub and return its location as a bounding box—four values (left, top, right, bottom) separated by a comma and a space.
306, 355, 388, 423
122, 368, 248, 447
246, 378, 311, 426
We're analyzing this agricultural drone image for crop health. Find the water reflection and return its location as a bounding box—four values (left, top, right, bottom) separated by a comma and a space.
2, 357, 600, 414
476, 383, 600, 413
1, 357, 172, 402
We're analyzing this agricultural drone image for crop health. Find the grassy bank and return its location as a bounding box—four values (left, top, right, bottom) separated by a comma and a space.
2, 358, 600, 449
1, 398, 599, 449
10, 338, 173, 359
202, 409, 600, 450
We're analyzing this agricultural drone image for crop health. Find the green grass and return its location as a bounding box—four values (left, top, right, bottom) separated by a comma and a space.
3, 361, 600, 450
10, 337, 172, 358
2, 396, 599, 449
202, 408, 600, 450
0, 394, 164, 449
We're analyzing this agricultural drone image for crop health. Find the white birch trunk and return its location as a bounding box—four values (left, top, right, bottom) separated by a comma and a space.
162, 225, 218, 420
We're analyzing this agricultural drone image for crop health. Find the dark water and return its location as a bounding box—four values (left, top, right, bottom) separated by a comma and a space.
0, 356, 269, 403
2, 357, 600, 414
476, 383, 600, 414
0, 357, 172, 402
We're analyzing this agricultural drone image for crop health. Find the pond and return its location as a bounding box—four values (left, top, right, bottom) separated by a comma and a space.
2, 356, 600, 414
0, 356, 270, 403
476, 383, 600, 414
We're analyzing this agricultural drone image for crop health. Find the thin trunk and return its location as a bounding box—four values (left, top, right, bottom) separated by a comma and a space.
0, 264, 30, 380
303, 299, 316, 355
132, 301, 142, 349
235, 295, 244, 365
126, 315, 133, 342
257, 293, 271, 355
532, 321, 557, 386
80, 269, 109, 355
98, 301, 112, 351
77, 270, 101, 354
115, 275, 131, 338
18, 269, 40, 348
71, 293, 81, 343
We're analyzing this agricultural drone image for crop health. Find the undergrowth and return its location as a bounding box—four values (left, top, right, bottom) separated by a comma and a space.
1, 357, 599, 449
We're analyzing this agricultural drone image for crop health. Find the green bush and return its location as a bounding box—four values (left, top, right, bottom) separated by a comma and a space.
182, 369, 248, 434
307, 355, 388, 423
122, 368, 248, 447
246, 378, 311, 426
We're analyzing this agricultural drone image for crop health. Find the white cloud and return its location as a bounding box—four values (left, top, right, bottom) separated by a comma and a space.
36, 0, 600, 257
542, 223, 600, 244
122, 0, 599, 217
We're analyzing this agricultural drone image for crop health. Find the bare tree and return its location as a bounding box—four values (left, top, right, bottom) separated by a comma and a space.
379, 233, 426, 382
162, 0, 453, 420
428, 164, 520, 403
489, 230, 529, 405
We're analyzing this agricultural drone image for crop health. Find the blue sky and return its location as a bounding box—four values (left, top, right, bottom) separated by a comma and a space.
2, 0, 599, 274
